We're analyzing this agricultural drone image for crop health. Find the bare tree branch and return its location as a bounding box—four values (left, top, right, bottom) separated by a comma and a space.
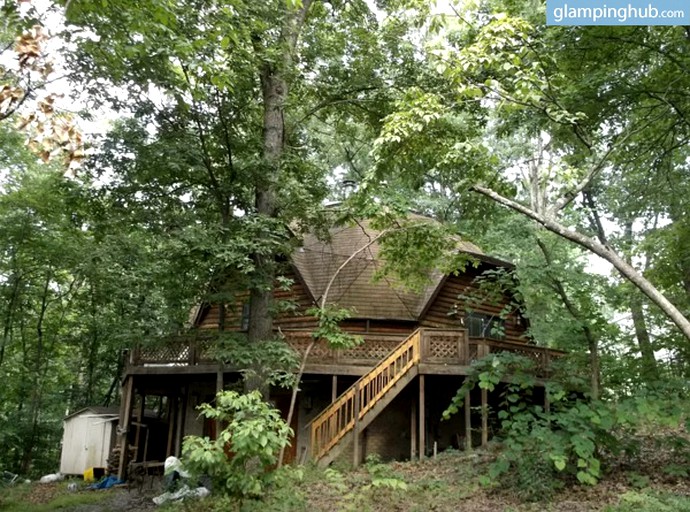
471, 183, 690, 341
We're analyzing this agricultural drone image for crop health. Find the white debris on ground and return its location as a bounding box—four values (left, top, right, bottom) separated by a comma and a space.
39, 473, 64, 484
152, 485, 210, 505
163, 456, 190, 478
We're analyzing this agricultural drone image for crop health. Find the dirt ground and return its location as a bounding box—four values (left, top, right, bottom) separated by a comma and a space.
13, 446, 690, 512
17, 479, 161, 512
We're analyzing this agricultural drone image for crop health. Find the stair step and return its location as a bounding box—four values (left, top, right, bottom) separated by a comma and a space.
309, 330, 423, 465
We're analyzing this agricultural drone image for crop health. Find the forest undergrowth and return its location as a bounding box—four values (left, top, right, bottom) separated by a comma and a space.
4, 432, 688, 512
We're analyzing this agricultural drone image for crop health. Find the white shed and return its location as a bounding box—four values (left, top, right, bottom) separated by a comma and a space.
59, 407, 118, 475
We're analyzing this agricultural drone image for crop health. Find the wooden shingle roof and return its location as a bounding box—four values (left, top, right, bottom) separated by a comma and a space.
290, 217, 486, 322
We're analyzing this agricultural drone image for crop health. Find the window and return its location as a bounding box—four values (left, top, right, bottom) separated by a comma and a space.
240, 303, 250, 331
466, 312, 505, 341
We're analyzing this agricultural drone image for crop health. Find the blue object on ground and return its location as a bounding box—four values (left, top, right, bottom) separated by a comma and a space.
88, 475, 124, 490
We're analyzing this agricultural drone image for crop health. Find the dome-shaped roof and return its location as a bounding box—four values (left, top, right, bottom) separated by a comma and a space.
291, 216, 488, 321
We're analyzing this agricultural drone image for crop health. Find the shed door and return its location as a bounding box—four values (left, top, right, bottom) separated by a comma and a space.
60, 417, 89, 474
84, 417, 108, 469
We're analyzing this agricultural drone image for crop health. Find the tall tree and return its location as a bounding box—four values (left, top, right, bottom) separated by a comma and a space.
62, 0, 409, 391
369, 6, 690, 367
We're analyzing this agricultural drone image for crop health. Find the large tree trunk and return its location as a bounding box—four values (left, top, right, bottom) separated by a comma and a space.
471, 185, 690, 342
247, 71, 283, 345
246, 2, 312, 394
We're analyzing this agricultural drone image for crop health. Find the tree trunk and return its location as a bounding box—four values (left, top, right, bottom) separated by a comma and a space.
536, 238, 600, 399
1, 270, 21, 368
630, 296, 658, 380
246, 2, 312, 393
622, 222, 658, 381
472, 184, 690, 343
244, 72, 284, 394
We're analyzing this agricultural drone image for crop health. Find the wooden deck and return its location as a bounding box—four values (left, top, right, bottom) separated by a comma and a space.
125, 329, 563, 377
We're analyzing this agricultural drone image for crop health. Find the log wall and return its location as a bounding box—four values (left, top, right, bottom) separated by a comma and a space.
197, 265, 529, 344
420, 269, 528, 344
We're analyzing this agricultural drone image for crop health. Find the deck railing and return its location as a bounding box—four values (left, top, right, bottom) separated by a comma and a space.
309, 330, 422, 460
129, 329, 562, 373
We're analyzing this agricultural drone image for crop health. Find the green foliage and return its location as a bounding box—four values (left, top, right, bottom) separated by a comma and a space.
198, 465, 307, 512
444, 353, 612, 500
0, 118, 225, 475
446, 352, 690, 501
308, 305, 363, 349
459, 267, 523, 314
603, 491, 690, 512
182, 391, 292, 500
2, 0, 690, 492
0, 482, 110, 512
210, 334, 300, 389
375, 219, 475, 292
363, 455, 408, 491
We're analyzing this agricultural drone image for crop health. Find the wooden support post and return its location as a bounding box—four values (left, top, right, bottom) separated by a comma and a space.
189, 339, 197, 365
464, 386, 471, 451
331, 375, 337, 403
117, 375, 135, 480
411, 399, 417, 460
419, 374, 425, 461
353, 383, 361, 467
216, 369, 224, 394
133, 393, 145, 462
216, 369, 224, 439
481, 388, 488, 448
166, 392, 177, 457
544, 388, 550, 414
458, 333, 466, 364
175, 385, 188, 457
143, 427, 150, 464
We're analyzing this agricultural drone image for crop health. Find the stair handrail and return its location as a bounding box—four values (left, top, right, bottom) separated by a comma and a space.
309, 329, 422, 460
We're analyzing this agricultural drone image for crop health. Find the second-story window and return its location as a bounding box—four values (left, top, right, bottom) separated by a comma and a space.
466, 312, 505, 341
240, 303, 250, 331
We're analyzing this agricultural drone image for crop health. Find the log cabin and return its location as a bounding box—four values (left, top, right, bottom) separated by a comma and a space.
115, 216, 564, 478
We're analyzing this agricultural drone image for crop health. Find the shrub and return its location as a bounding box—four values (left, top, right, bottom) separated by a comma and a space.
182, 390, 292, 500
444, 352, 614, 500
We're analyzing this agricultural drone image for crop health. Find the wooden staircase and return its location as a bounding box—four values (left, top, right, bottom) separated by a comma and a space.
309, 329, 422, 467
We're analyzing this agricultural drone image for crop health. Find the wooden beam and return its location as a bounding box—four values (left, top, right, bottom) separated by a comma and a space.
133, 393, 145, 462
481, 388, 488, 448
127, 362, 476, 377
464, 386, 471, 451
305, 364, 373, 376
216, 369, 224, 439
331, 375, 337, 403
117, 375, 135, 480
411, 399, 417, 460
419, 374, 425, 461
166, 392, 177, 457
417, 364, 473, 375
175, 386, 188, 457
127, 364, 222, 376
352, 383, 361, 467
142, 427, 150, 464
